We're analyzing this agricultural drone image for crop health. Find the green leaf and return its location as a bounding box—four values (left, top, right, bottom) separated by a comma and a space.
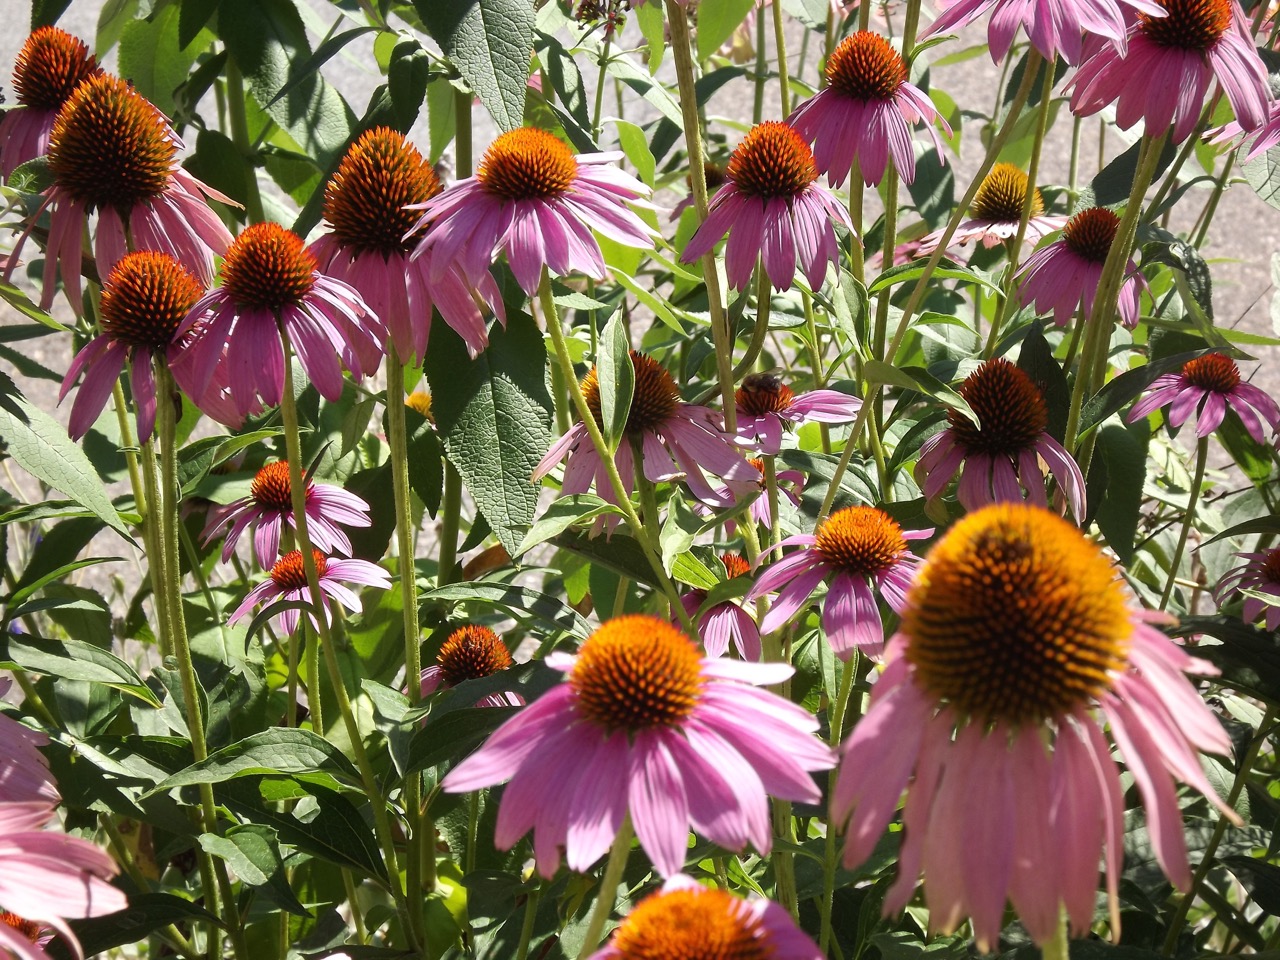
32, 0, 73, 29
1174, 616, 1280, 703
0, 282, 68, 332
659, 491, 701, 576
60, 894, 220, 960
424, 317, 553, 555
421, 581, 591, 640
515, 494, 624, 556
1221, 856, 1280, 915
149, 729, 362, 794
1092, 421, 1148, 565
402, 406, 444, 518
179, 0, 222, 48
552, 529, 657, 587
416, 0, 534, 131
696, 0, 756, 60
861, 360, 974, 420
1244, 145, 1280, 211
1080, 350, 1209, 434
388, 36, 432, 131
867, 259, 1002, 297
1205, 515, 1280, 545
672, 552, 718, 591
613, 120, 655, 188
264, 26, 378, 109
4, 557, 120, 610
596, 312, 634, 452
200, 825, 310, 916
0, 632, 158, 706
118, 4, 208, 118
605, 52, 685, 126
634, 0, 665, 73
1089, 136, 1178, 207
405, 706, 520, 774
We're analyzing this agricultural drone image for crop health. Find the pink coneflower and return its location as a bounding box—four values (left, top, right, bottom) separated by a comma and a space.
420, 624, 523, 707
4, 72, 232, 311
748, 506, 930, 660
679, 553, 762, 661
0, 679, 58, 809
1017, 207, 1146, 329
735, 373, 861, 455
1069, 0, 1271, 144
533, 351, 757, 512
408, 126, 655, 295
833, 503, 1238, 950
682, 122, 852, 291
669, 162, 727, 222
201, 461, 372, 566
787, 31, 949, 188
1126, 352, 1280, 442
442, 614, 835, 878
1215, 549, 1280, 630
916, 358, 1086, 518
1206, 100, 1280, 163
0, 27, 100, 178
588, 874, 822, 960
311, 127, 503, 362
173, 222, 387, 419
917, 164, 1066, 257
229, 549, 391, 635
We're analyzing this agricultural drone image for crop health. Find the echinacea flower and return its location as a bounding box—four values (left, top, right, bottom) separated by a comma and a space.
1215, 548, 1280, 630
682, 122, 852, 291
0, 27, 100, 178
833, 503, 1238, 949
588, 874, 822, 960
916, 163, 1066, 257
201, 461, 372, 566
173, 222, 387, 418
735, 373, 861, 455
787, 31, 949, 188
748, 506, 930, 659
229, 549, 391, 635
679, 553, 762, 661
669, 163, 727, 222
442, 614, 835, 878
916, 357, 1086, 518
1126, 352, 1280, 442
1017, 206, 1146, 329
0, 679, 58, 809
408, 126, 656, 295
4, 72, 233, 311
420, 624, 523, 707
1206, 99, 1280, 163
533, 351, 757, 513
1069, 0, 1271, 144
311, 126, 504, 362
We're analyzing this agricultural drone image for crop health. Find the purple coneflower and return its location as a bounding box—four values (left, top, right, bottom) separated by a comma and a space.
442, 614, 835, 878
1215, 548, 1280, 631
1017, 206, 1146, 329
679, 553, 762, 661
734, 373, 861, 455
229, 549, 391, 635
787, 31, 949, 188
0, 679, 58, 809
1206, 100, 1280, 163
682, 122, 852, 291
408, 126, 655, 295
0, 27, 100, 178
916, 357, 1086, 518
173, 222, 387, 418
833, 503, 1238, 950
1069, 0, 1271, 144
748, 506, 930, 660
917, 163, 1066, 257
420, 624, 523, 707
1126, 352, 1280, 442
201, 461, 372, 566
669, 162, 727, 222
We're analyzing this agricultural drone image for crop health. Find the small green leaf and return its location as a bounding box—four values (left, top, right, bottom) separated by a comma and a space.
696, 0, 755, 60
388, 36, 432, 130
0, 283, 67, 332
867, 259, 1002, 297
515, 494, 624, 556
596, 312, 634, 452
148, 730, 362, 794
200, 825, 310, 916
659, 491, 701, 576
634, 0, 665, 73
613, 120, 655, 188
0, 633, 160, 707
119, 4, 208, 118
672, 552, 718, 591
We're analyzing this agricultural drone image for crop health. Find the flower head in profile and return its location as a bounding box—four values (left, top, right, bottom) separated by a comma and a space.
1207, 99, 1280, 163
408, 126, 656, 295
173, 222, 387, 418
916, 163, 1066, 257
201, 461, 372, 566
735, 373, 861, 455
0, 27, 100, 177
682, 122, 852, 291
420, 624, 522, 707
1017, 206, 1146, 329
1127, 352, 1280, 441
534, 351, 757, 515
669, 162, 726, 221
229, 549, 391, 636
1069, 0, 1271, 144
311, 127, 504, 362
833, 504, 1237, 950
1215, 549, 1280, 631
788, 31, 949, 188
0, 678, 58, 809
916, 357, 1086, 518
442, 614, 835, 878
748, 506, 931, 660
5, 72, 233, 311
679, 553, 762, 661
588, 874, 822, 960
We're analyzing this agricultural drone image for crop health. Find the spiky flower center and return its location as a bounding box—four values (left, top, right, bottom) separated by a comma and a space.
607, 887, 771, 960
571, 615, 705, 731
250, 462, 307, 511
12, 26, 99, 110
220, 222, 317, 311
98, 252, 203, 350
270, 549, 327, 590
721, 552, 750, 579
971, 163, 1044, 223
1260, 548, 1280, 584
406, 391, 434, 422
1181, 353, 1241, 392
903, 503, 1132, 726
47, 73, 174, 212
814, 505, 907, 576
948, 358, 1048, 457
736, 373, 795, 417
826, 31, 907, 101
477, 127, 577, 200
324, 126, 442, 255
1140, 0, 1232, 50
436, 625, 513, 687
581, 350, 680, 435
726, 122, 818, 199
0, 912, 41, 943
1062, 207, 1120, 263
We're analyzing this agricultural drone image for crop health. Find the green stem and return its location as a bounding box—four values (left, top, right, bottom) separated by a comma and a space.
772, 798, 798, 916
819, 659, 858, 952
1191, 150, 1235, 249
575, 819, 633, 960
454, 89, 473, 178
591, 31, 613, 143
305, 623, 322, 731
763, 456, 782, 550
137, 432, 173, 659
437, 464, 463, 587
1043, 911, 1070, 960
1068, 116, 1083, 209
1159, 437, 1208, 610
771, 0, 791, 116
344, 869, 369, 945
515, 885, 542, 960
753, 0, 767, 125
225, 58, 265, 225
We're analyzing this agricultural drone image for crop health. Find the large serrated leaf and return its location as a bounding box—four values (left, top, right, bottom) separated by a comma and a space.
118, 4, 207, 118
148, 729, 362, 794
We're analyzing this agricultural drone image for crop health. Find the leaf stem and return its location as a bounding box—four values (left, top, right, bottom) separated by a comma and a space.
575, 818, 633, 960
1159, 437, 1208, 610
